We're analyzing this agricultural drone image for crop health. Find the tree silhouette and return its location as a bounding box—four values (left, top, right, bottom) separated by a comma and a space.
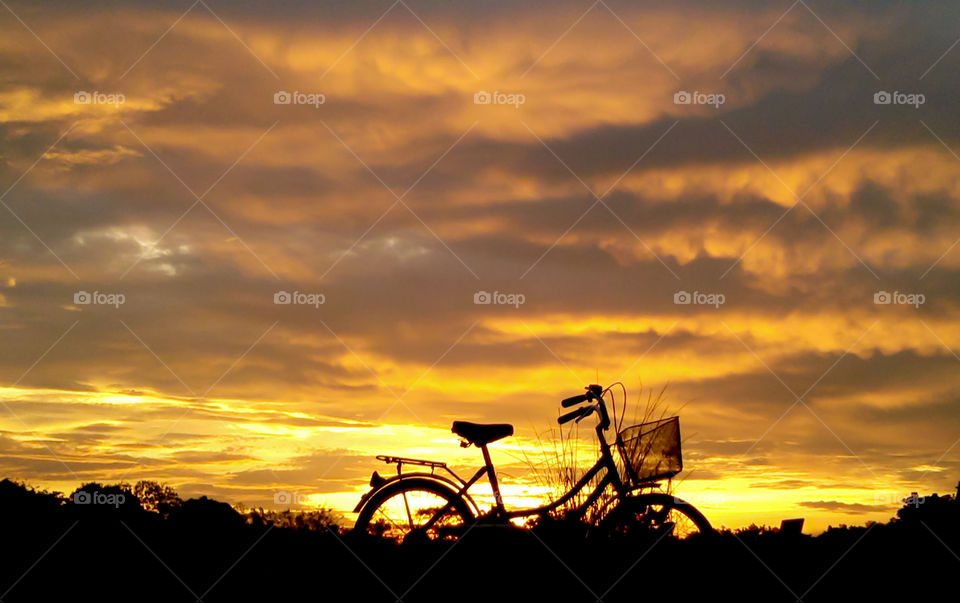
133, 480, 182, 516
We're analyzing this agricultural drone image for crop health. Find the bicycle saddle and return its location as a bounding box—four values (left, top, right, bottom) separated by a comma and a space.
451, 421, 514, 446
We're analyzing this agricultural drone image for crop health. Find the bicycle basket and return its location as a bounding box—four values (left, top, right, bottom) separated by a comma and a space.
616, 416, 682, 486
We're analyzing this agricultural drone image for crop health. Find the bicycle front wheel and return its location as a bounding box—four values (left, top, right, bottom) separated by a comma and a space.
354, 477, 475, 543
600, 493, 712, 539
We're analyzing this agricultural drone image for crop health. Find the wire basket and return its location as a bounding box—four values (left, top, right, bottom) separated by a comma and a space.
616, 417, 682, 487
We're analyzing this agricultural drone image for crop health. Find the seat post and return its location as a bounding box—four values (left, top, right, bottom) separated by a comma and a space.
480, 444, 505, 513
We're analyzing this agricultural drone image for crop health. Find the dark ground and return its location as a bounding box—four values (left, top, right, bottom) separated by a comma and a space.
1, 479, 957, 602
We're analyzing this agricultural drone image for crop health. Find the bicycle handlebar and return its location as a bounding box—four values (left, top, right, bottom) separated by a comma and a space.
559, 384, 611, 431
557, 406, 592, 425
560, 393, 591, 407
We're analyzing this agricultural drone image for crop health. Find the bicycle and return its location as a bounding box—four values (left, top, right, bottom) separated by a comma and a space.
353, 384, 713, 542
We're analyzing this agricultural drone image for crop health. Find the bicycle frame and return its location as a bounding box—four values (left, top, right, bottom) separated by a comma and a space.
413, 415, 633, 532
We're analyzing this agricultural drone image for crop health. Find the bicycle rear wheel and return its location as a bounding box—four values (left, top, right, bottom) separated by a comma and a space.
600, 493, 712, 539
354, 478, 475, 543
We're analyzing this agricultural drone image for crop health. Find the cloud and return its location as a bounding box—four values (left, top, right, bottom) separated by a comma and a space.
798, 500, 896, 515
1, 0, 959, 530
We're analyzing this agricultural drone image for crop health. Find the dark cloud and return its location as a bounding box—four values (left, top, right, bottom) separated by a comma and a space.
798, 500, 895, 514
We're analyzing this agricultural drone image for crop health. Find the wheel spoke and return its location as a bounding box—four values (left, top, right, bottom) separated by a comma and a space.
402, 490, 414, 531
374, 505, 405, 534
357, 484, 470, 542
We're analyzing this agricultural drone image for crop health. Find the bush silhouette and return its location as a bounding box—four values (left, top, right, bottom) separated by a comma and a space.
246, 507, 342, 531
1, 476, 958, 602
168, 495, 243, 528
0, 478, 63, 518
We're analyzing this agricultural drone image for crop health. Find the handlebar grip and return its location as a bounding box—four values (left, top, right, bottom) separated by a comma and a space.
558, 408, 586, 424
561, 393, 590, 407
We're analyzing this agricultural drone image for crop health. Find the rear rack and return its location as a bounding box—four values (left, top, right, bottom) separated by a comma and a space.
376, 455, 447, 469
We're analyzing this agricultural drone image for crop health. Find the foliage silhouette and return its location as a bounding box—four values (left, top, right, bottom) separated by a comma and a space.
0, 477, 957, 601
133, 480, 182, 517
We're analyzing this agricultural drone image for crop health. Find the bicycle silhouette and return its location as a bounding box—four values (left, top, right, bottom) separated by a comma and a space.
354, 384, 712, 541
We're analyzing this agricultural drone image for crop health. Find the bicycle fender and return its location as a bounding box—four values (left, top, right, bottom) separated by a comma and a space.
352, 472, 480, 515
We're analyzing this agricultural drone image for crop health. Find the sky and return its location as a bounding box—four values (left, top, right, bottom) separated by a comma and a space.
1, 0, 960, 533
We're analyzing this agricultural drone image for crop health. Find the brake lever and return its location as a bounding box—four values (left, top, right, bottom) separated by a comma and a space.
574, 404, 598, 423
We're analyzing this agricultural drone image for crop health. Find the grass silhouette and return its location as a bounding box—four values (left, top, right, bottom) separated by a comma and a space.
522, 383, 681, 526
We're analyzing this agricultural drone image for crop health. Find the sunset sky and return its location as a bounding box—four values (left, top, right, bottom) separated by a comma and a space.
2, 0, 960, 533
